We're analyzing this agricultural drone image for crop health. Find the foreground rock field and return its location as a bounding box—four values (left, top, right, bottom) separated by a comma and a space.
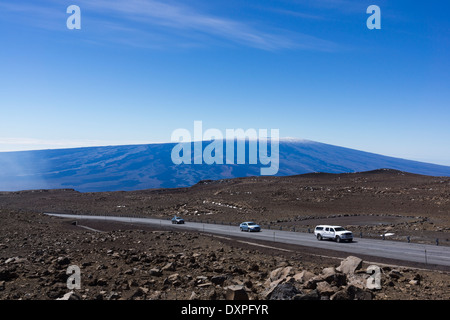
1, 210, 448, 300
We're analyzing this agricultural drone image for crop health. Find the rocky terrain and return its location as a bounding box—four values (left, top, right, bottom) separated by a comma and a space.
1, 170, 449, 300
0, 210, 449, 300
1, 169, 449, 245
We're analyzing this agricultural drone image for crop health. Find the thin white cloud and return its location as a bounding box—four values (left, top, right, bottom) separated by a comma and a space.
83, 0, 340, 51
78, 0, 300, 50
0, 0, 339, 51
264, 7, 326, 20
3, 0, 337, 51
0, 138, 163, 152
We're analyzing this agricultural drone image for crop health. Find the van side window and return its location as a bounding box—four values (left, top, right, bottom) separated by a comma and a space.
325, 227, 329, 231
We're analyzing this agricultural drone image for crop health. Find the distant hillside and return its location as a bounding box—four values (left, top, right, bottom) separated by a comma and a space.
0, 140, 449, 192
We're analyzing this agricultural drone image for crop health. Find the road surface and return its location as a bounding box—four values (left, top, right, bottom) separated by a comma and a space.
44, 213, 450, 267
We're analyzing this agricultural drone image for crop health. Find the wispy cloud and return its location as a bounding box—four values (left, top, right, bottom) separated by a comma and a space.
79, 0, 324, 50
0, 0, 338, 51
0, 1, 63, 31
87, 0, 342, 51
271, 8, 326, 20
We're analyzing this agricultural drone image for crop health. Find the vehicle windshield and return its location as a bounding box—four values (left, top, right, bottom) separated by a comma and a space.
247, 222, 256, 225
334, 227, 346, 231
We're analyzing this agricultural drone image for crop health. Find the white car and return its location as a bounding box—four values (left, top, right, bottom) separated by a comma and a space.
314, 225, 353, 243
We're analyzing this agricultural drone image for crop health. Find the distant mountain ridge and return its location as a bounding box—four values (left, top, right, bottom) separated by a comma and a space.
0, 140, 449, 192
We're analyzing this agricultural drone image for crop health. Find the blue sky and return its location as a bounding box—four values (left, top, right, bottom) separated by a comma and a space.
0, 0, 449, 165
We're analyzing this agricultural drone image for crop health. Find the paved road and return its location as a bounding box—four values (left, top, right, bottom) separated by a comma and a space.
44, 213, 450, 267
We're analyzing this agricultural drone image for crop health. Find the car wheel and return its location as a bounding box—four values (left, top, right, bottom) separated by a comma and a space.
336, 236, 341, 243
317, 234, 322, 241
240, 227, 243, 231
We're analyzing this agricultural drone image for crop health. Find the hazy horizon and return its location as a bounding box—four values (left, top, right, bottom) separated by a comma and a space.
1, 137, 450, 168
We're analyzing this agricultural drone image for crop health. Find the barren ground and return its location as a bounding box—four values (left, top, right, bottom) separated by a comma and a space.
0, 170, 449, 300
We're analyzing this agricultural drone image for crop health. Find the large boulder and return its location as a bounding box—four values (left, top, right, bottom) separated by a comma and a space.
320, 267, 347, 286
346, 285, 373, 300
316, 281, 337, 297
268, 266, 293, 283
293, 289, 320, 300
261, 278, 285, 299
269, 282, 301, 300
225, 285, 248, 300
336, 256, 363, 275
321, 267, 337, 281
293, 270, 315, 284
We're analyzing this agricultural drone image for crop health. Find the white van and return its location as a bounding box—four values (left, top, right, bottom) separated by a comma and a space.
314, 225, 353, 243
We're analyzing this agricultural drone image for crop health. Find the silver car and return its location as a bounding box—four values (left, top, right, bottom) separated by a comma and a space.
171, 216, 185, 224
240, 221, 261, 232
